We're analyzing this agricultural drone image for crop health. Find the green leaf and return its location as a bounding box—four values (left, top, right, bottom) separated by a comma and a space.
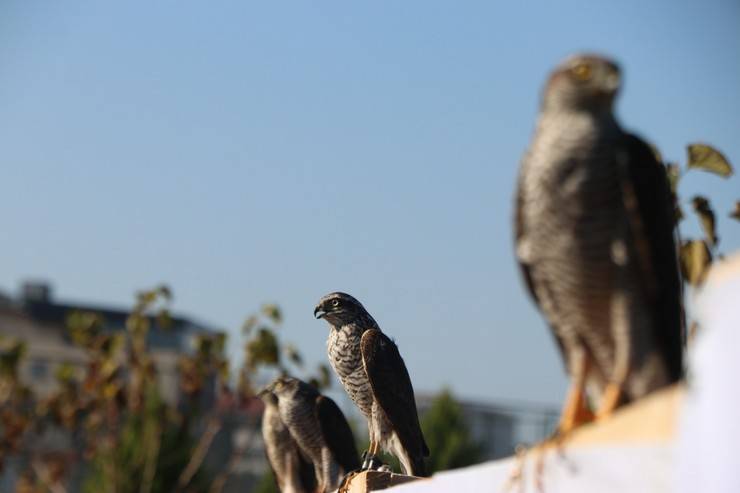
284, 344, 303, 367
261, 304, 282, 325
687, 143, 733, 177
55, 362, 77, 384
126, 312, 150, 335
730, 201, 740, 221
245, 329, 279, 369
66, 310, 103, 347
691, 196, 718, 247
136, 289, 158, 308
157, 308, 173, 330
213, 333, 226, 354
0, 339, 27, 378
242, 315, 258, 335
680, 239, 712, 286
157, 284, 173, 301
99, 333, 125, 359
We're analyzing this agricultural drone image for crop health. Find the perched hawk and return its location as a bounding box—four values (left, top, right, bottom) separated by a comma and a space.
314, 292, 429, 476
269, 377, 360, 492
515, 54, 684, 433
258, 389, 317, 493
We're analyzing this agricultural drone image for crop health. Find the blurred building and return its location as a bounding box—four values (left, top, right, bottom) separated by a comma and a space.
416, 394, 558, 460
0, 281, 220, 404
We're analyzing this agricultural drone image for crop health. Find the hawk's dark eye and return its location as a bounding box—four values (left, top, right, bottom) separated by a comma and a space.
571, 63, 592, 82
331, 299, 340, 307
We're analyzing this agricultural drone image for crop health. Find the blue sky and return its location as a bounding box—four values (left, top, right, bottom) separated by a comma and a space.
1, 0, 738, 407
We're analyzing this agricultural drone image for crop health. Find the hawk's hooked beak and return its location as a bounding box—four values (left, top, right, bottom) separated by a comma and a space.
257, 386, 274, 401
314, 306, 326, 319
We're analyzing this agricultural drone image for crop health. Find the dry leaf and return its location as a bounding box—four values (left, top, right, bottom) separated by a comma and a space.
730, 201, 740, 221
691, 196, 718, 247
687, 143, 733, 177
680, 239, 712, 286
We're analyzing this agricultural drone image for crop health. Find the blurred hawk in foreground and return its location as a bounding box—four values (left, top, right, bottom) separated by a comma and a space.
515, 53, 683, 435
315, 292, 429, 477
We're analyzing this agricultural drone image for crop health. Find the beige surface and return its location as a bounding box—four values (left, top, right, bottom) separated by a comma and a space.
566, 384, 683, 446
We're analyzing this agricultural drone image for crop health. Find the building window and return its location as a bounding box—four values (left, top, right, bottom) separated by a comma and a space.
30, 360, 48, 380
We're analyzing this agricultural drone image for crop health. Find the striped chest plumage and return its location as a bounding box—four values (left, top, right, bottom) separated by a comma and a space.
262, 405, 296, 481
518, 111, 632, 365
327, 324, 374, 417
277, 394, 324, 462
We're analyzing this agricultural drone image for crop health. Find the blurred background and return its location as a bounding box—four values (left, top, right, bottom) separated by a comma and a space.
1, 1, 738, 491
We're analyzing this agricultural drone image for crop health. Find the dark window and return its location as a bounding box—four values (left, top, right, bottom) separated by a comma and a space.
30, 360, 48, 380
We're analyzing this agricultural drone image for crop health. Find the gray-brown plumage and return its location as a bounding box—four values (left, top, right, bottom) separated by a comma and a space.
258, 389, 316, 493
515, 54, 683, 430
314, 292, 429, 477
269, 377, 359, 492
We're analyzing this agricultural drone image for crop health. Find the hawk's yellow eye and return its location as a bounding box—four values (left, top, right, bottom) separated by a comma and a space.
571, 63, 592, 81
331, 299, 340, 307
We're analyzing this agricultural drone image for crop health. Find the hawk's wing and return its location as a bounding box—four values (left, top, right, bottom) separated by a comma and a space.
618, 133, 684, 382
315, 394, 360, 472
296, 444, 318, 492
360, 329, 429, 476
514, 168, 568, 362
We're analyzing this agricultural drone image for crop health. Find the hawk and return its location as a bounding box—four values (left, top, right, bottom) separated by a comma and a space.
269, 377, 360, 492
314, 292, 429, 477
258, 388, 317, 493
515, 54, 684, 434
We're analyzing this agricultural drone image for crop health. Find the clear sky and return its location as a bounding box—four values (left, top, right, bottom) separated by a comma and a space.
1, 0, 739, 407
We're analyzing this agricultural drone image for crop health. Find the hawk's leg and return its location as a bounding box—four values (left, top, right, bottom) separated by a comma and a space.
596, 287, 631, 421
558, 373, 594, 433
361, 441, 386, 471
596, 383, 622, 421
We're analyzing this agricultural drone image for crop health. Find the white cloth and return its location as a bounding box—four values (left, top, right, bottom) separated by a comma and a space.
674, 254, 740, 493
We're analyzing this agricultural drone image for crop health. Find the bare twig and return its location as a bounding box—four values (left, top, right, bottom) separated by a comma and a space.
139, 423, 163, 493
175, 416, 222, 492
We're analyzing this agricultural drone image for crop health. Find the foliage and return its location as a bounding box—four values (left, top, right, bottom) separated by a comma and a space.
253, 468, 279, 493
420, 389, 483, 475
669, 143, 737, 287
239, 303, 332, 395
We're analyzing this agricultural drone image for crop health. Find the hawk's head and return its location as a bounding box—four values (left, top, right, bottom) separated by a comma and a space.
270, 376, 305, 401
257, 387, 278, 406
314, 292, 376, 328
543, 54, 621, 113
